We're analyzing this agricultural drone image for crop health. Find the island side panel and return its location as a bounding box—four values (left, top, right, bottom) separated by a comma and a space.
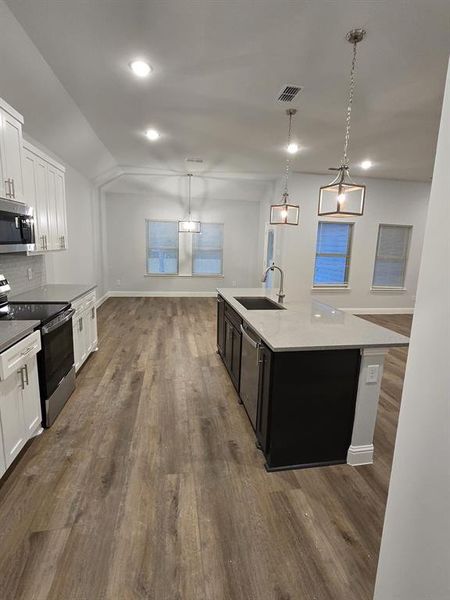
264, 348, 361, 471
347, 347, 388, 466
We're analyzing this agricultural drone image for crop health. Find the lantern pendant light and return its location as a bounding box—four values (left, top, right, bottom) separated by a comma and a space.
319, 29, 367, 217
270, 109, 300, 225
179, 173, 201, 233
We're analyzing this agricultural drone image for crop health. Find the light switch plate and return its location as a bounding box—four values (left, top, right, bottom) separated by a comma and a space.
366, 364, 379, 384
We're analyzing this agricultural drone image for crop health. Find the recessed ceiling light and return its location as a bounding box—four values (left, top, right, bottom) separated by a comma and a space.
145, 128, 160, 141
129, 60, 152, 77
361, 160, 373, 170
287, 142, 299, 154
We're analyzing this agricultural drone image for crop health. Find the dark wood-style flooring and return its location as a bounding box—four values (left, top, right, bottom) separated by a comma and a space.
0, 299, 412, 600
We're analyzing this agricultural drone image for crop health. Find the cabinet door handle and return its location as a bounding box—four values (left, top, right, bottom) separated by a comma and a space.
11, 178, 15, 199
17, 367, 25, 390
24, 363, 29, 386
91, 307, 95, 319
4, 179, 11, 198
45, 234, 48, 250
79, 317, 83, 332
40, 235, 45, 250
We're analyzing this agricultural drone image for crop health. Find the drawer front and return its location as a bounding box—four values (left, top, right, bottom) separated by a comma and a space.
72, 290, 96, 317
224, 302, 242, 329
72, 290, 95, 316
0, 331, 41, 381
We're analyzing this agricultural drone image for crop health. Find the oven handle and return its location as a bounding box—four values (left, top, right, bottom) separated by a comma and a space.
41, 309, 75, 336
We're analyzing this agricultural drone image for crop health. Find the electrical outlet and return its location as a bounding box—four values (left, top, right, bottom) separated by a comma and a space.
366, 364, 379, 384
116, 279, 121, 287
27, 267, 33, 281
232, 280, 237, 287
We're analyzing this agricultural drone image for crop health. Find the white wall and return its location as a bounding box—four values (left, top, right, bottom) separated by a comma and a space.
260, 173, 430, 311
104, 190, 261, 294
374, 59, 450, 600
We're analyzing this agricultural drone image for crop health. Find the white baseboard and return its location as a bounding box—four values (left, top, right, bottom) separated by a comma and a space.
96, 292, 110, 308
107, 290, 217, 298
347, 444, 374, 466
342, 307, 414, 315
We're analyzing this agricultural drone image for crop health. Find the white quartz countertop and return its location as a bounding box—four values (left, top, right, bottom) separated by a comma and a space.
12, 284, 97, 304
217, 288, 410, 352
0, 321, 40, 353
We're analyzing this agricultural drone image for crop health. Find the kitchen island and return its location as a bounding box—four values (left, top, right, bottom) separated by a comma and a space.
217, 288, 409, 471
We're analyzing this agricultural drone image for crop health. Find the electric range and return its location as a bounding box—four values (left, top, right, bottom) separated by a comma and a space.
0, 276, 76, 427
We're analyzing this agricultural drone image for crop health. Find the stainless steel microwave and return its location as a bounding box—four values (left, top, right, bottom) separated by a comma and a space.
0, 198, 35, 253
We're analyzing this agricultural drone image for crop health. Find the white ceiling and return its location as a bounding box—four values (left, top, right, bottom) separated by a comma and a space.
5, 0, 450, 182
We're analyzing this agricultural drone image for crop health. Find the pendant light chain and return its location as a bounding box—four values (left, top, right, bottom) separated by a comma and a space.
341, 40, 358, 169
283, 110, 294, 199
188, 173, 192, 219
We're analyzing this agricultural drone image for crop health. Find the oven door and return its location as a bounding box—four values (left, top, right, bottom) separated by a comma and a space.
39, 309, 75, 399
0, 199, 35, 253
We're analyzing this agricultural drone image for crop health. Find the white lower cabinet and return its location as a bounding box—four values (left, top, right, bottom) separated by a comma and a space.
0, 331, 42, 478
72, 291, 98, 373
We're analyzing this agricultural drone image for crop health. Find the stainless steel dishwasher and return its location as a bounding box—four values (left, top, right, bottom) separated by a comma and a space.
239, 322, 262, 429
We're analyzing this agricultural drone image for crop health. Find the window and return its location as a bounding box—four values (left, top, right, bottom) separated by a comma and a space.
146, 220, 224, 277
192, 223, 224, 276
313, 222, 353, 287
372, 225, 412, 289
147, 220, 179, 275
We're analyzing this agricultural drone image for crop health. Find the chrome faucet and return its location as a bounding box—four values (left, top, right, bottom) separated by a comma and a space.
262, 263, 285, 304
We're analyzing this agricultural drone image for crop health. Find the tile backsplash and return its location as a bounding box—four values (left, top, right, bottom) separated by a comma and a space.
0, 254, 46, 296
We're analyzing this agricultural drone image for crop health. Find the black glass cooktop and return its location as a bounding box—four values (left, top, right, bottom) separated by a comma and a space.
0, 302, 69, 325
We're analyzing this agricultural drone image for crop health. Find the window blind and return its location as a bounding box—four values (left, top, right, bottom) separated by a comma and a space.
192, 223, 224, 275
373, 225, 411, 288
313, 222, 353, 286
147, 221, 179, 274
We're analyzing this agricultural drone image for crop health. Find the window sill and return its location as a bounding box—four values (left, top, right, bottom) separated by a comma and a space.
145, 273, 224, 278
370, 287, 407, 293
311, 286, 351, 292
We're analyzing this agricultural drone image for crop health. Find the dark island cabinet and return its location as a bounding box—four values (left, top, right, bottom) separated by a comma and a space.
217, 296, 225, 356
217, 295, 242, 392
217, 294, 361, 471
258, 347, 361, 471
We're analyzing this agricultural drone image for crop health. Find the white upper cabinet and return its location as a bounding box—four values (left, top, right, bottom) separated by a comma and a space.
22, 140, 67, 252
0, 98, 25, 203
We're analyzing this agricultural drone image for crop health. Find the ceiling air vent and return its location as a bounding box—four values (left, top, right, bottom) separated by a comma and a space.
277, 85, 302, 102
185, 158, 204, 164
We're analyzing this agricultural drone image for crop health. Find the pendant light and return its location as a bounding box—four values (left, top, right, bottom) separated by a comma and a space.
270, 109, 300, 225
179, 173, 201, 233
318, 29, 366, 217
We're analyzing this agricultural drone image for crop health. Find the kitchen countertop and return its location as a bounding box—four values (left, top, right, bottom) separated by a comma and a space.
0, 321, 40, 353
11, 284, 97, 304
217, 288, 410, 352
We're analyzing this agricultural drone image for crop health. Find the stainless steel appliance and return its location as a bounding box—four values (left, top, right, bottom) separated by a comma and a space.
0, 276, 75, 427
239, 322, 262, 429
0, 198, 35, 253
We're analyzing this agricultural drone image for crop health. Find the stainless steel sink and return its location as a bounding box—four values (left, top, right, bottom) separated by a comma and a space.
234, 297, 285, 310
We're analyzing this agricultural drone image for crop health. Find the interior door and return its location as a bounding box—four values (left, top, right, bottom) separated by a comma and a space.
0, 370, 26, 468
0, 109, 24, 202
